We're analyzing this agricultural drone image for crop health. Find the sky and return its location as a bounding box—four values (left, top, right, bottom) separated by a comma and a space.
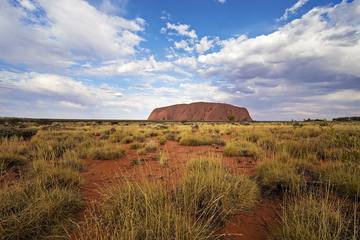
0, 0, 359, 120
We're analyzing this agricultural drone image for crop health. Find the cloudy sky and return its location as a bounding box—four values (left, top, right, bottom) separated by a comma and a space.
0, 0, 359, 120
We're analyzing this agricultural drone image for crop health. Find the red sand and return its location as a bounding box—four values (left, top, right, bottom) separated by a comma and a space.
80, 140, 279, 240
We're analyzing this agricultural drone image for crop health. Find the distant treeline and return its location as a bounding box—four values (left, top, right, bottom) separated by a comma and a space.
333, 116, 360, 121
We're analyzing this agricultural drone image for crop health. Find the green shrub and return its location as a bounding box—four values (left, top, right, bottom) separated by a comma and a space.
0, 127, 37, 140
224, 140, 262, 159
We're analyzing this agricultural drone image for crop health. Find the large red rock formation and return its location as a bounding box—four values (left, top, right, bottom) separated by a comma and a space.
148, 102, 252, 121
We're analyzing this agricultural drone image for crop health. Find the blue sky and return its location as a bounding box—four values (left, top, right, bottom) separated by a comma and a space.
0, 0, 359, 120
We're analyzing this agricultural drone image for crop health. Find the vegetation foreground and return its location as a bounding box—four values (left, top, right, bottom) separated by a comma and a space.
0, 120, 359, 240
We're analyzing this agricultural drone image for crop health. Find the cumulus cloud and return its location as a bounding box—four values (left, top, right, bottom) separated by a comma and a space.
0, 71, 231, 118
163, 22, 198, 39
279, 0, 310, 21
195, 0, 360, 119
0, 0, 145, 69
195, 36, 217, 53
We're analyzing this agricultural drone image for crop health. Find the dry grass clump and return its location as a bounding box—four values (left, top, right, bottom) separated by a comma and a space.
223, 140, 262, 159
86, 145, 126, 160
129, 141, 143, 149
0, 153, 27, 172
270, 192, 358, 240
158, 135, 167, 145
138, 141, 158, 155
0, 184, 83, 239
75, 183, 212, 240
319, 162, 360, 199
175, 158, 259, 228
179, 132, 224, 146
158, 150, 169, 167
256, 160, 304, 193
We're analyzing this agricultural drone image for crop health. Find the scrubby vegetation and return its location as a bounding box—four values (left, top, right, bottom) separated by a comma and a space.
0, 120, 358, 239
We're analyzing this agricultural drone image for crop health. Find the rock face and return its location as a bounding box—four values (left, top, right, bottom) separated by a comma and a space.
148, 102, 252, 121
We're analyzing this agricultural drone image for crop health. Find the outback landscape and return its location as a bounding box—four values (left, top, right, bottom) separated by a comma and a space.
1, 0, 360, 239
0, 104, 359, 239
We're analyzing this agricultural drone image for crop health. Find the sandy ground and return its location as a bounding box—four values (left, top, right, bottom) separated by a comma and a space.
80, 140, 279, 240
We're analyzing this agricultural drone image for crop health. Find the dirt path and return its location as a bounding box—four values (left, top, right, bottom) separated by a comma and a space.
79, 141, 279, 240
217, 199, 280, 240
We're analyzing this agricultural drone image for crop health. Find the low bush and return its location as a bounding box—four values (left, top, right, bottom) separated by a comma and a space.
0, 127, 37, 140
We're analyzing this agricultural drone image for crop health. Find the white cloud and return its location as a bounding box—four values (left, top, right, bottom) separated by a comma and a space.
217, 0, 226, 4
164, 22, 197, 39
195, 36, 216, 53
0, 71, 231, 119
18, 0, 36, 11
86, 56, 177, 77
174, 40, 194, 52
0, 0, 145, 69
279, 0, 310, 21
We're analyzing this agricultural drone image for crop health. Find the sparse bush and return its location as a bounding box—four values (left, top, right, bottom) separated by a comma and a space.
0, 127, 37, 140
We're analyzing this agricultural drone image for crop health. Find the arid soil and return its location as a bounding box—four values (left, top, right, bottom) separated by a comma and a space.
80, 140, 279, 240
148, 102, 253, 121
